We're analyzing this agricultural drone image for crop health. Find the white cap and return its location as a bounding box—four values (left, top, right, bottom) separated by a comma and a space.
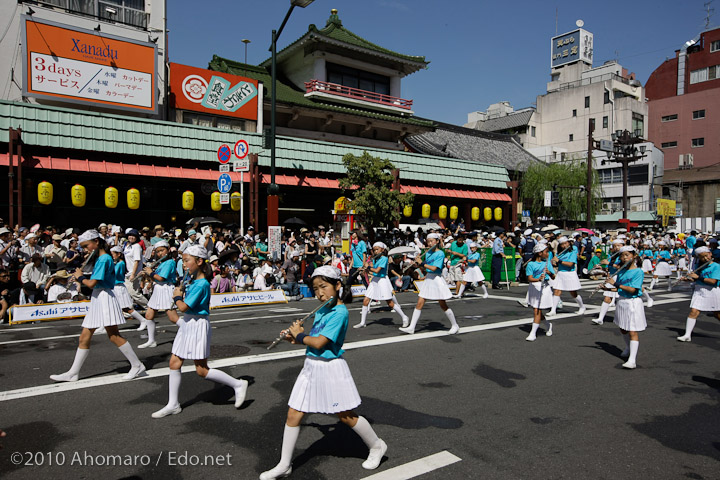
524, 228, 533, 236
373, 242, 387, 250
25, 233, 37, 240
533, 243, 548, 253
154, 240, 170, 249
695, 246, 711, 255
619, 246, 636, 253
185, 245, 208, 259
110, 245, 123, 253
427, 233, 441, 240
612, 239, 625, 245
78, 229, 100, 243
467, 241, 477, 248
312, 265, 341, 280
261, 264, 273, 275
557, 236, 569, 243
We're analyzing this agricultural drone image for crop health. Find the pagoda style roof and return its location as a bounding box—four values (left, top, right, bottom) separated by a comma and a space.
260, 9, 429, 76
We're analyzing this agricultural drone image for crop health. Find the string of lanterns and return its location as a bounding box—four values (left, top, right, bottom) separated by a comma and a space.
403, 203, 502, 221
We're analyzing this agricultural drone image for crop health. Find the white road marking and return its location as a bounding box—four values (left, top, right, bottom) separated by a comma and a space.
268, 308, 303, 313
360, 450, 461, 480
0, 296, 688, 403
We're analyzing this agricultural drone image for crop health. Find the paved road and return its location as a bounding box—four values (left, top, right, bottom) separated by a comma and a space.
1, 280, 718, 479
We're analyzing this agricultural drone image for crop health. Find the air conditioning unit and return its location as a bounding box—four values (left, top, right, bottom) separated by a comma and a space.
679, 153, 695, 169
602, 203, 612, 211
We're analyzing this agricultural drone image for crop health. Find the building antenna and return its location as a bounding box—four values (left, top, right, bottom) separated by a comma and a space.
705, 0, 715, 29
555, 7, 558, 35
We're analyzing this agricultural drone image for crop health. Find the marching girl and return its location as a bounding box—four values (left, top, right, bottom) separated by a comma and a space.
110, 246, 147, 327
549, 236, 586, 316
152, 245, 249, 418
677, 246, 720, 342
260, 266, 387, 479
454, 241, 488, 299
138, 240, 178, 349
592, 239, 625, 326
603, 246, 645, 369
399, 233, 459, 335
525, 243, 556, 341
650, 242, 674, 292
354, 242, 409, 329
673, 243, 688, 279
640, 242, 655, 276
50, 230, 146, 382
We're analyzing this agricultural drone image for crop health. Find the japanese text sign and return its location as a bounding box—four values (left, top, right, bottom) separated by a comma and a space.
550, 29, 593, 68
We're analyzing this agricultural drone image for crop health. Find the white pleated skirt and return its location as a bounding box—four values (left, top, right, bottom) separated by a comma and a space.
603, 283, 618, 299
614, 297, 647, 332
365, 276, 394, 301
418, 273, 452, 300
528, 281, 553, 309
463, 266, 485, 282
654, 261, 672, 277
553, 271, 581, 291
288, 356, 361, 414
690, 283, 720, 311
171, 315, 211, 360
82, 288, 126, 329
113, 284, 133, 310
147, 283, 175, 310
642, 259, 654, 273
678, 258, 687, 270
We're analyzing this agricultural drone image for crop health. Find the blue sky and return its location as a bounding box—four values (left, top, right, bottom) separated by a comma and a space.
168, 0, 713, 124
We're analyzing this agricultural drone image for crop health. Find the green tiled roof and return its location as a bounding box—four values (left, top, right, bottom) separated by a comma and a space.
0, 100, 509, 190
208, 56, 434, 128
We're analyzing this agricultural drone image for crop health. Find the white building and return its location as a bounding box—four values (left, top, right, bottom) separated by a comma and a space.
0, 0, 167, 119
466, 26, 664, 219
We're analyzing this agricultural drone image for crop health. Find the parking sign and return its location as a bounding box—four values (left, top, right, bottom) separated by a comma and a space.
217, 173, 232, 193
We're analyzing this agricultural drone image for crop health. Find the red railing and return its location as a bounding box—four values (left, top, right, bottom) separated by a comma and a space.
304, 79, 413, 110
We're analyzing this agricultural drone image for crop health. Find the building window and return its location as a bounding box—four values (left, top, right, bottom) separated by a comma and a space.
551, 73, 560, 81
690, 65, 720, 84
711, 40, 720, 52
585, 96, 590, 108
569, 134, 574, 141
589, 118, 596, 130
531, 126, 536, 137
661, 141, 678, 148
632, 113, 644, 136
603, 116, 608, 128
572, 109, 577, 117
692, 137, 705, 147
661, 114, 678, 122
628, 165, 649, 186
604, 91, 610, 104
693, 109, 706, 119
326, 62, 390, 95
600, 168, 623, 184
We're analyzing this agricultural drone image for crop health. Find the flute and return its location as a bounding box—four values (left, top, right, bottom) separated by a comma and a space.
267, 296, 336, 350
589, 260, 633, 298
671, 261, 711, 287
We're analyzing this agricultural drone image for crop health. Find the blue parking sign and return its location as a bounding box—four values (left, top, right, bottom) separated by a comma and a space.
217, 173, 232, 193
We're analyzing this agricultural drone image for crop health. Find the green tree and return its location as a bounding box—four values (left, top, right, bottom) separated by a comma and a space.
520, 157, 602, 225
338, 151, 414, 234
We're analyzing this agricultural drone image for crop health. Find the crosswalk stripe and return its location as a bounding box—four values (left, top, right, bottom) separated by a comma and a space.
360, 450, 461, 480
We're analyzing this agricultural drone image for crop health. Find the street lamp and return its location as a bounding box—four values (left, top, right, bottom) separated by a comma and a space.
241, 39, 251, 64
267, 0, 314, 231
605, 129, 648, 221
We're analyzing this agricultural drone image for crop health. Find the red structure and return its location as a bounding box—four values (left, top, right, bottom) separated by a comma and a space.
646, 27, 720, 169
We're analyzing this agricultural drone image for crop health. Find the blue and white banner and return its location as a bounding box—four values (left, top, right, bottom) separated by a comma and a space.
10, 301, 90, 325
209, 289, 288, 309
351, 284, 366, 298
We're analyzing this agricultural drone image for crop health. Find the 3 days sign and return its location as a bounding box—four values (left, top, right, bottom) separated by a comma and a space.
170, 63, 259, 121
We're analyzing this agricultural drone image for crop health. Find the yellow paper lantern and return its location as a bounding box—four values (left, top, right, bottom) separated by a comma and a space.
421, 203, 431, 219
494, 207, 502, 221
438, 205, 448, 220
71, 184, 86, 207
334, 196, 347, 213
403, 205, 412, 217
127, 188, 140, 210
450, 206, 459, 220
38, 181, 53, 205
182, 190, 194, 211
471, 206, 480, 221
484, 207, 492, 221
105, 186, 118, 209
231, 192, 241, 211
211, 191, 221, 211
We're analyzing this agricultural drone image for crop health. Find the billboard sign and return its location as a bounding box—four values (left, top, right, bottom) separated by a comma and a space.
551, 29, 593, 68
170, 63, 259, 121
22, 16, 157, 113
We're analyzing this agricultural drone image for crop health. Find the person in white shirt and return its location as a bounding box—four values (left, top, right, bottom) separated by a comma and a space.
44, 234, 67, 269
253, 264, 274, 291
123, 229, 148, 309
21, 254, 51, 290
45, 270, 77, 303
178, 230, 198, 253
0, 228, 18, 269
18, 233, 43, 265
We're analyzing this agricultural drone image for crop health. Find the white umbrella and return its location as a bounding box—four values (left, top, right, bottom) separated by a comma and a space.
388, 246, 417, 256
541, 224, 559, 232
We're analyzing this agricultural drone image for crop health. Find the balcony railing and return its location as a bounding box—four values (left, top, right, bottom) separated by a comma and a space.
32, 0, 149, 29
304, 79, 413, 110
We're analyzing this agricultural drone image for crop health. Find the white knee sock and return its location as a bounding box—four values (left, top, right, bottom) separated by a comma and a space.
205, 368, 242, 388
392, 303, 407, 320
277, 425, 300, 469
524, 292, 529, 302
575, 295, 585, 309
146, 320, 156, 343
118, 341, 142, 368
457, 284, 466, 297
649, 278, 656, 290
359, 306, 368, 326
405, 309, 421, 331
130, 310, 145, 323
628, 340, 639, 364
481, 284, 489, 297
444, 309, 458, 329
667, 278, 673, 291
528, 322, 540, 338
352, 416, 381, 448
68, 348, 90, 375
551, 295, 560, 313
391, 296, 401, 307
683, 317, 697, 338
167, 368, 181, 408
544, 319, 553, 336
644, 291, 652, 302
597, 301, 610, 323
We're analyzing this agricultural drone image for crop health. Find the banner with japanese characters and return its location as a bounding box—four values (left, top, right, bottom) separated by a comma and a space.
10, 301, 90, 325
22, 16, 157, 113
169, 63, 259, 121
209, 289, 287, 309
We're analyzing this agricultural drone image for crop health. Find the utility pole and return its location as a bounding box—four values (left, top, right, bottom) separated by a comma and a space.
587, 121, 594, 228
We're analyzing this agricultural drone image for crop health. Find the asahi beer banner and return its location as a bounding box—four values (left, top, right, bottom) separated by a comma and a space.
22, 16, 157, 113
170, 63, 259, 121
210, 289, 287, 309
351, 285, 367, 298
10, 301, 90, 325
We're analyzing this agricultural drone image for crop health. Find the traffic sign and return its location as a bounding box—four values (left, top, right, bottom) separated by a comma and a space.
599, 139, 614, 152
219, 164, 230, 173
217, 144, 232, 164
234, 159, 249, 172
217, 173, 232, 193
544, 191, 552, 207
220, 193, 230, 204
234, 139, 249, 159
